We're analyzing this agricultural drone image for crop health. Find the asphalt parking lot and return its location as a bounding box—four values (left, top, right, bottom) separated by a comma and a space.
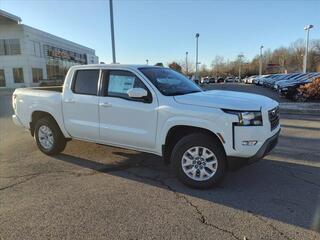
1, 86, 320, 240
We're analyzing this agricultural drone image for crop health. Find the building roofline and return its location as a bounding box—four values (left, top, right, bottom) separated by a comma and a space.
22, 24, 95, 53
0, 9, 22, 23
1, 10, 96, 55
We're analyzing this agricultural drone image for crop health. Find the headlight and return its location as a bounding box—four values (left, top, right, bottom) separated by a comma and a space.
223, 109, 263, 126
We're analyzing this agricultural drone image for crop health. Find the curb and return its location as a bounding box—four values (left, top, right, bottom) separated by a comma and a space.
279, 103, 320, 116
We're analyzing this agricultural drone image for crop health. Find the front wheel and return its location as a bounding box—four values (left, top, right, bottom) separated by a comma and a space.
34, 117, 66, 155
171, 133, 227, 189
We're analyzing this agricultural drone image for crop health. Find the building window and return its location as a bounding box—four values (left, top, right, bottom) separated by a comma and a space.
32, 68, 43, 83
32, 41, 41, 57
0, 39, 21, 55
43, 44, 89, 81
0, 40, 5, 55
0, 70, 5, 87
13, 68, 24, 83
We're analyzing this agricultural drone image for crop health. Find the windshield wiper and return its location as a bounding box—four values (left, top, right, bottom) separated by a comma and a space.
167, 90, 201, 96
186, 90, 202, 94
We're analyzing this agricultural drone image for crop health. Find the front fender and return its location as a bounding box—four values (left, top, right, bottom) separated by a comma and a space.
158, 116, 223, 150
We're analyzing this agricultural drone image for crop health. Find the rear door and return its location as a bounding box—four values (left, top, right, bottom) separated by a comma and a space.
99, 69, 158, 150
62, 69, 100, 141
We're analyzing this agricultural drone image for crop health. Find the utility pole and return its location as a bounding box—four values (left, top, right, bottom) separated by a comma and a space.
109, 0, 116, 63
259, 45, 264, 76
195, 33, 200, 80
303, 25, 314, 73
185, 51, 188, 75
238, 54, 244, 79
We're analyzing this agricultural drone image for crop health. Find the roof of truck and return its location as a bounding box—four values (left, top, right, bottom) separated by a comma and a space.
71, 64, 164, 70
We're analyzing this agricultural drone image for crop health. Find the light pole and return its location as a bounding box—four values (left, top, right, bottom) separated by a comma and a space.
259, 45, 264, 76
238, 54, 244, 79
195, 33, 200, 80
146, 59, 149, 65
303, 24, 314, 73
185, 51, 188, 75
109, 0, 116, 63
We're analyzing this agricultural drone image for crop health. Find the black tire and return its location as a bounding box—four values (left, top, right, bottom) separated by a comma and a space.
34, 116, 66, 155
171, 133, 227, 189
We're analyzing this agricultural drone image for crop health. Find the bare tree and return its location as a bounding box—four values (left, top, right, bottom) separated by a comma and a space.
168, 61, 182, 73
177, 59, 195, 76
167, 38, 320, 77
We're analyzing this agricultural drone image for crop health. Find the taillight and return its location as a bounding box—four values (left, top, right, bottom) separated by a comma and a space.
12, 94, 17, 110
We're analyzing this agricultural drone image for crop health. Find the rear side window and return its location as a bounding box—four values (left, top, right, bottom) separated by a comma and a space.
73, 70, 99, 95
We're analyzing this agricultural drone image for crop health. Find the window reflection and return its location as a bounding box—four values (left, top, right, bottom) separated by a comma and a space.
44, 45, 87, 81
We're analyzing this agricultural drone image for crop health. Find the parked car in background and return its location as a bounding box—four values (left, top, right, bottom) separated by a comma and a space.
209, 77, 216, 83
244, 75, 258, 84
225, 76, 235, 82
191, 75, 199, 85
255, 75, 272, 86
200, 77, 210, 84
251, 75, 259, 84
263, 74, 285, 87
274, 73, 306, 90
251, 71, 320, 101
278, 73, 320, 100
216, 76, 224, 83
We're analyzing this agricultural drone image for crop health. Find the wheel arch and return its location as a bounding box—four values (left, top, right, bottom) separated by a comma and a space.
30, 111, 68, 138
162, 125, 226, 165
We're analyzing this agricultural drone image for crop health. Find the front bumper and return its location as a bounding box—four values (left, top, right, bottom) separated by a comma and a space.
227, 129, 280, 169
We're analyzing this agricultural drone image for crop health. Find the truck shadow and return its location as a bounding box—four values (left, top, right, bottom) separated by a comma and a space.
53, 147, 320, 232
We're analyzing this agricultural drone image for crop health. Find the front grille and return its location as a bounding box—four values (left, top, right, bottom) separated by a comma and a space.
268, 107, 280, 131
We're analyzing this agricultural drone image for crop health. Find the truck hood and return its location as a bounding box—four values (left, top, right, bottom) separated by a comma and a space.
174, 90, 278, 111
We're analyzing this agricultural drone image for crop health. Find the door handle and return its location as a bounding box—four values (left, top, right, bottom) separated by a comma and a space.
100, 102, 112, 107
64, 99, 75, 103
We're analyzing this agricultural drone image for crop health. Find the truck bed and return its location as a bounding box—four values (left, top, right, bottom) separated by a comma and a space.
29, 86, 63, 92
13, 86, 64, 130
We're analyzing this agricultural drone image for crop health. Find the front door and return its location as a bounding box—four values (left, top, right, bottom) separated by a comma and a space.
99, 70, 158, 150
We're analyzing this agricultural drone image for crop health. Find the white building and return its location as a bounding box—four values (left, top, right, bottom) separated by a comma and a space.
0, 10, 99, 88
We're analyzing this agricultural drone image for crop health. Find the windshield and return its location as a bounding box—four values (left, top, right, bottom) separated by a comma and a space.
139, 67, 202, 96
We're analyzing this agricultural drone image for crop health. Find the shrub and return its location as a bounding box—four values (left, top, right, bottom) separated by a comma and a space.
298, 77, 320, 100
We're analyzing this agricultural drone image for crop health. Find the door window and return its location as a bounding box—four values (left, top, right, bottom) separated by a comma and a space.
105, 70, 151, 102
72, 70, 100, 95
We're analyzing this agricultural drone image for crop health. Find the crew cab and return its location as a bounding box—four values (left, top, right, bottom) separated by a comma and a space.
12, 64, 280, 189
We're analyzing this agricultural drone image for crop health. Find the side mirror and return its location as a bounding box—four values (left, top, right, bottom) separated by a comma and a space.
127, 88, 148, 99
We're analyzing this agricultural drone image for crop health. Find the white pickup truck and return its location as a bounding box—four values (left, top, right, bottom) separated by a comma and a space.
12, 64, 280, 189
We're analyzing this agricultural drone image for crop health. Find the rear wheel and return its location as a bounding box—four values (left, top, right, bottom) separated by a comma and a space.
171, 133, 226, 189
34, 117, 66, 155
